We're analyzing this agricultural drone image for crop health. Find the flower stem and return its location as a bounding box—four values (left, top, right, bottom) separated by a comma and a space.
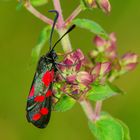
80, 99, 102, 121
24, 0, 53, 26
64, 5, 82, 26
52, 0, 101, 121
80, 99, 96, 121
94, 101, 102, 119
52, 0, 72, 53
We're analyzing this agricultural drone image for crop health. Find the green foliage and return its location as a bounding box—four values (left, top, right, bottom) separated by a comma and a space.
116, 119, 131, 140
16, 1, 23, 11
73, 18, 108, 39
86, 82, 124, 101
31, 26, 51, 63
54, 95, 76, 112
88, 113, 131, 140
31, 0, 48, 7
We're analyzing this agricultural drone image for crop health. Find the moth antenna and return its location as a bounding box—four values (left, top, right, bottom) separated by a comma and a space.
51, 24, 76, 51
48, 10, 59, 51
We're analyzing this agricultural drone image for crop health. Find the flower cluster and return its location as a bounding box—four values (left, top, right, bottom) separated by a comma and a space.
54, 48, 111, 100
90, 33, 139, 80
54, 33, 138, 100
82, 0, 111, 13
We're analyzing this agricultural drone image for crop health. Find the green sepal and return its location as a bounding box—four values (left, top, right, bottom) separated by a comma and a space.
54, 94, 76, 112
31, 26, 51, 64
88, 112, 129, 140
86, 82, 124, 101
73, 18, 108, 39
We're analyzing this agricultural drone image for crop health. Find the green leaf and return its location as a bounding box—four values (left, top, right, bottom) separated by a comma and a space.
16, 1, 23, 11
73, 18, 108, 39
87, 82, 124, 101
116, 119, 131, 140
88, 113, 124, 140
31, 0, 48, 7
31, 26, 51, 63
54, 95, 76, 112
80, 0, 88, 10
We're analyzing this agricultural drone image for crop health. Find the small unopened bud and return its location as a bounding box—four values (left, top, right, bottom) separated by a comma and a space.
121, 53, 138, 71
91, 63, 101, 80
94, 35, 106, 47
125, 63, 138, 71
96, 0, 111, 13
100, 62, 111, 76
122, 53, 138, 64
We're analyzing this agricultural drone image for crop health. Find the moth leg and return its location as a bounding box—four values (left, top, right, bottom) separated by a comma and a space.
52, 93, 59, 99
54, 62, 78, 67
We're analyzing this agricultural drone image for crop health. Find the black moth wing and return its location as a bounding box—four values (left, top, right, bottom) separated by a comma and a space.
26, 56, 55, 128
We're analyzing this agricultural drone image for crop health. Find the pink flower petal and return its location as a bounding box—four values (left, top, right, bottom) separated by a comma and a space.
77, 71, 93, 86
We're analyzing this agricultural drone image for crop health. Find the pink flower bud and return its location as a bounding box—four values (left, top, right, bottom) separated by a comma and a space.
100, 62, 111, 75
121, 53, 138, 72
77, 71, 93, 86
94, 35, 106, 47
66, 75, 76, 83
125, 63, 138, 71
122, 53, 138, 64
73, 49, 85, 61
97, 0, 111, 13
91, 63, 101, 80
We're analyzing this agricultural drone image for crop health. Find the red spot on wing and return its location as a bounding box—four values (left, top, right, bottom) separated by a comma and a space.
42, 69, 54, 87
29, 86, 35, 97
40, 108, 49, 115
34, 95, 45, 102
46, 90, 52, 97
32, 113, 41, 121
42, 71, 51, 86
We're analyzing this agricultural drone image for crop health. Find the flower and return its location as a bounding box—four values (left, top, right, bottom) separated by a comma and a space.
91, 33, 117, 60
55, 49, 112, 98
120, 52, 138, 71
82, 0, 111, 13
96, 0, 111, 13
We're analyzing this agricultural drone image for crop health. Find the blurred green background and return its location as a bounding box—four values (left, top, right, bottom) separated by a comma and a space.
0, 0, 140, 140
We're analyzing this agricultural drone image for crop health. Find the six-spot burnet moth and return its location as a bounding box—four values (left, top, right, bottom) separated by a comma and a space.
26, 10, 76, 128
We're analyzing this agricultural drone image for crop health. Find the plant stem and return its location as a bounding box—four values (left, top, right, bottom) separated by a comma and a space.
94, 101, 102, 119
64, 5, 82, 26
52, 0, 72, 53
80, 99, 102, 121
52, 0, 64, 28
80, 99, 96, 121
24, 0, 101, 123
52, 0, 102, 121
24, 0, 53, 26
